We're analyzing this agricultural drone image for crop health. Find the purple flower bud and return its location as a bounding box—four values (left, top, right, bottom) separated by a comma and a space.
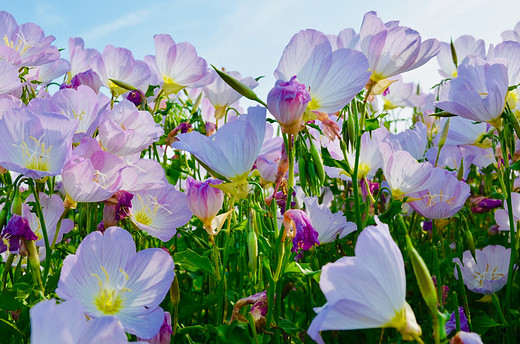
471, 196, 502, 213
101, 190, 134, 230
267, 76, 311, 135
0, 215, 38, 254
127, 90, 144, 106
283, 209, 319, 257
70, 69, 101, 93
138, 312, 173, 344
445, 307, 469, 335
186, 177, 224, 228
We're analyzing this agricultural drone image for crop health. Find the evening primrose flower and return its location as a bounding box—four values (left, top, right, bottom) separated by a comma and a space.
130, 184, 193, 242
308, 217, 421, 343
99, 100, 163, 156
94, 45, 151, 97
436, 35, 486, 78
172, 106, 266, 197
31, 298, 130, 344
22, 193, 74, 247
202, 70, 258, 120
494, 192, 520, 231
379, 142, 434, 200
283, 209, 319, 259
303, 196, 356, 244
408, 168, 470, 219
0, 11, 59, 67
267, 76, 311, 134
186, 177, 224, 235
62, 138, 125, 204
453, 245, 510, 294
435, 61, 508, 127
145, 34, 214, 95
0, 60, 23, 95
359, 11, 439, 86
0, 107, 77, 180
56, 227, 175, 339
275, 29, 370, 114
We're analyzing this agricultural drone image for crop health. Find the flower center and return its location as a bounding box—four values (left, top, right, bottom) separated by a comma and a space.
472, 263, 505, 286
15, 135, 52, 172
92, 266, 131, 315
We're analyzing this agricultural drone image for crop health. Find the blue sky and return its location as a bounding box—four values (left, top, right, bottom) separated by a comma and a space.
3, 0, 520, 100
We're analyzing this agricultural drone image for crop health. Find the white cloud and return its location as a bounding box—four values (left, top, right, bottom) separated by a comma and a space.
81, 9, 154, 42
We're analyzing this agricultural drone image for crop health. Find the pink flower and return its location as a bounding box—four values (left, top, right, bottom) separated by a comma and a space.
359, 11, 439, 83
267, 76, 311, 134
145, 34, 214, 95
186, 177, 224, 230
453, 245, 510, 295
408, 169, 470, 219
94, 45, 151, 96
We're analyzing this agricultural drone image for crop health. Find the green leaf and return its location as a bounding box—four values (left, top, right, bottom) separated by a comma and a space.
173, 249, 216, 277
283, 262, 316, 276
364, 118, 380, 131
278, 318, 299, 335
0, 290, 24, 311
378, 200, 403, 224
472, 314, 502, 329
145, 84, 160, 98
232, 219, 248, 231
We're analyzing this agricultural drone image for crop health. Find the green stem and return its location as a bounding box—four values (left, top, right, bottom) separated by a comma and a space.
28, 180, 51, 287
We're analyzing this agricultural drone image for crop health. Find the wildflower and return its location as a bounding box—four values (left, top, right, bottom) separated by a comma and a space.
283, 209, 319, 260
98, 100, 163, 157
453, 245, 510, 294
56, 227, 175, 339
22, 193, 74, 247
267, 76, 311, 134
0, 214, 37, 254
436, 35, 486, 78
202, 70, 258, 120
275, 29, 370, 114
231, 291, 268, 329
145, 34, 214, 95
172, 106, 266, 198
450, 331, 484, 344
0, 11, 59, 67
30, 298, 130, 344
408, 168, 470, 219
94, 45, 151, 97
185, 177, 224, 234
445, 307, 469, 335
435, 61, 508, 128
303, 196, 356, 244
494, 192, 520, 231
359, 11, 439, 86
308, 217, 421, 343
138, 312, 173, 344
379, 142, 434, 200
0, 107, 77, 180
129, 184, 192, 242
62, 138, 125, 204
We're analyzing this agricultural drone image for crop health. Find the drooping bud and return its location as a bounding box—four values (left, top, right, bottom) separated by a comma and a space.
267, 76, 311, 135
283, 209, 319, 260
101, 190, 134, 230
186, 177, 224, 232
231, 290, 268, 329
70, 69, 102, 93
126, 90, 144, 106
0, 215, 38, 254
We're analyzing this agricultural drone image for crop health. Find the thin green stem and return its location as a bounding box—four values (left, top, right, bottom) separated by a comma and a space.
28, 180, 51, 286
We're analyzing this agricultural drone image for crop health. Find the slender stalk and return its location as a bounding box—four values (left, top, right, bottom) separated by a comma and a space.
28, 180, 51, 286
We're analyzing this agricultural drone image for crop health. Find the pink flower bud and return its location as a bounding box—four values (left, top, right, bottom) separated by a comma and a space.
267, 76, 311, 134
186, 177, 224, 228
70, 69, 101, 93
